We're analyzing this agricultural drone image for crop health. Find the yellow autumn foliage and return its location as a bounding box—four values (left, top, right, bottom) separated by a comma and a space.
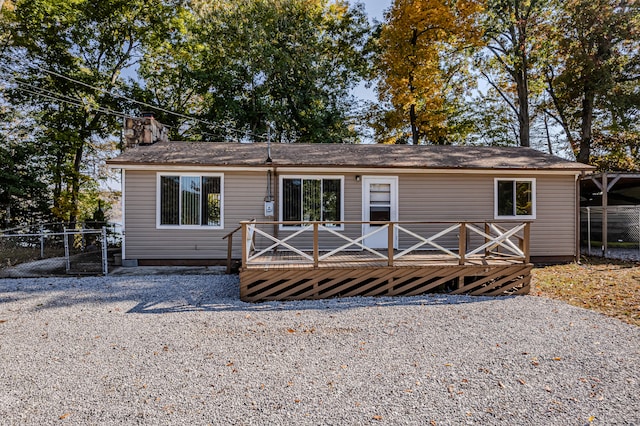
378, 0, 484, 144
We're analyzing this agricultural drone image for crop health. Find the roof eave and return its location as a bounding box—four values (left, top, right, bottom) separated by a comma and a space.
106, 161, 591, 174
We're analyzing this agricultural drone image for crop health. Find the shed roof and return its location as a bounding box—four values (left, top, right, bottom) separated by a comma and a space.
107, 141, 592, 171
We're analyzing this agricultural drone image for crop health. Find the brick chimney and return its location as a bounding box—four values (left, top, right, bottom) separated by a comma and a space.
123, 113, 169, 148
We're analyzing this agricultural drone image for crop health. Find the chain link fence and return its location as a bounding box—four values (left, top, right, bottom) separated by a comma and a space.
581, 206, 640, 259
0, 223, 122, 278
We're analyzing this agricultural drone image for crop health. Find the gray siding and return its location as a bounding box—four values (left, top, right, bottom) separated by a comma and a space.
124, 170, 266, 260
397, 173, 576, 257
531, 175, 576, 256
123, 169, 577, 260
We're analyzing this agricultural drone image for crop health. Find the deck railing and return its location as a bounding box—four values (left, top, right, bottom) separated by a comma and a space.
239, 220, 530, 268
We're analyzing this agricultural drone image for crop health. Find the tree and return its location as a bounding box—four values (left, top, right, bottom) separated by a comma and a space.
135, 0, 372, 143
590, 130, 640, 171
377, 0, 483, 145
543, 0, 640, 164
477, 0, 553, 148
0, 108, 51, 227
7, 0, 178, 224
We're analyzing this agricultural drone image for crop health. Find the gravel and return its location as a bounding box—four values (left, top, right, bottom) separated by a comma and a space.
0, 274, 638, 425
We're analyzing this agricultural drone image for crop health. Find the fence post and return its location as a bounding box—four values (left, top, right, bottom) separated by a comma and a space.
587, 207, 591, 256
39, 225, 44, 259
63, 228, 70, 273
101, 226, 108, 276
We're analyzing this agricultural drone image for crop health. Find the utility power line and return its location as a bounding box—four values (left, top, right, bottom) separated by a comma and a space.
0, 54, 266, 141
28, 62, 265, 141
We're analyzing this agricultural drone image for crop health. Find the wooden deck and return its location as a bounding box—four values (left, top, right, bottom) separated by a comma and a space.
235, 221, 532, 302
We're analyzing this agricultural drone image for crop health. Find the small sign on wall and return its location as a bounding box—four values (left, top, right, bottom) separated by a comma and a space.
264, 201, 274, 217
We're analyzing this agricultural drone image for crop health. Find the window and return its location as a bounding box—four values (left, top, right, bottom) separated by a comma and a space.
158, 174, 223, 228
280, 177, 343, 228
495, 178, 535, 219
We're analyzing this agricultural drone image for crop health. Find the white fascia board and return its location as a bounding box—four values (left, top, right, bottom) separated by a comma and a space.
107, 163, 583, 176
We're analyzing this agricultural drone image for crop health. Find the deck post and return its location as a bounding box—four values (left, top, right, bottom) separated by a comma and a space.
226, 233, 234, 274
313, 222, 319, 268
459, 223, 466, 265
523, 222, 531, 263
241, 222, 248, 268
484, 222, 490, 257
388, 223, 394, 266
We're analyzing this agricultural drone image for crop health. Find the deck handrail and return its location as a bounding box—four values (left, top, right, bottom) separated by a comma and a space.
222, 220, 254, 274
239, 220, 531, 268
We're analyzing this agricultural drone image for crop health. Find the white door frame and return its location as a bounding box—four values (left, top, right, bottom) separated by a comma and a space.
361, 176, 398, 249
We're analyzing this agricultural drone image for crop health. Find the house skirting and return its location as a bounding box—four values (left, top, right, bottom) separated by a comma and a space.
240, 263, 532, 302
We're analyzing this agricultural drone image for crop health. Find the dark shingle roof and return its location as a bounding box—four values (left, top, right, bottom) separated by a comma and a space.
107, 142, 592, 171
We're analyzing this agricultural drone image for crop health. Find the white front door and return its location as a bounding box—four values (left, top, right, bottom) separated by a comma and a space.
362, 176, 398, 249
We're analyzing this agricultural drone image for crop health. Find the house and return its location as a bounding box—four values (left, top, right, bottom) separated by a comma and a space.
107, 141, 593, 269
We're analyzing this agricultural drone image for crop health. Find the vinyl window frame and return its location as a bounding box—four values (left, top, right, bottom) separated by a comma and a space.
494, 178, 536, 220
156, 173, 224, 229
279, 175, 344, 231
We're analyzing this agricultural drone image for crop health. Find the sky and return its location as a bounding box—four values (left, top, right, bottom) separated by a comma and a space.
352, 0, 393, 103
360, 0, 392, 21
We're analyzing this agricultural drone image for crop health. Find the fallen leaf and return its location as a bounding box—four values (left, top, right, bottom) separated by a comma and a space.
287, 328, 296, 333
372, 415, 383, 421
0, 320, 7, 324
294, 399, 300, 403
59, 413, 71, 420
518, 378, 526, 385
553, 357, 562, 361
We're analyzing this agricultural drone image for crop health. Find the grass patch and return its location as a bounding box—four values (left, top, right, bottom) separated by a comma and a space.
582, 241, 640, 249
531, 256, 640, 327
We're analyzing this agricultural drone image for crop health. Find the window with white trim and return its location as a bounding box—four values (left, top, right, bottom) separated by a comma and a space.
495, 178, 536, 219
158, 174, 223, 228
280, 177, 343, 228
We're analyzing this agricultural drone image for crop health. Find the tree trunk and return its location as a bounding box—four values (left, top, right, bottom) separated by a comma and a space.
577, 89, 595, 164
517, 79, 530, 147
408, 28, 419, 145
515, 57, 530, 147
68, 145, 84, 226
410, 103, 419, 145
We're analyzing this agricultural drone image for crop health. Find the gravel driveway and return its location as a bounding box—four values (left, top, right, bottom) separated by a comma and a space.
1, 274, 638, 425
